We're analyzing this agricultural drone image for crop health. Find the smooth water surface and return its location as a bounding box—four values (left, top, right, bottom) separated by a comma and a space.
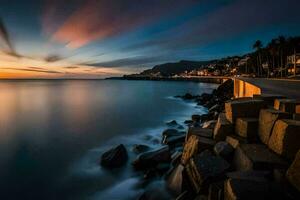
0, 80, 217, 200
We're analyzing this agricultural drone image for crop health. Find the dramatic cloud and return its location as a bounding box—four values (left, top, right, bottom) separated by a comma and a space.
2, 67, 63, 74
44, 0, 199, 48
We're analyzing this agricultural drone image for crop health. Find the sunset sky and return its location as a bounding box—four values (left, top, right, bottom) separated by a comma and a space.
1, 0, 300, 78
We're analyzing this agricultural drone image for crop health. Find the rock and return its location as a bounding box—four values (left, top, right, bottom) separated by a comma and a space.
166, 120, 178, 126
186, 127, 213, 141
192, 114, 201, 122
286, 149, 300, 192
258, 109, 292, 144
184, 120, 193, 125
208, 181, 224, 200
274, 98, 299, 113
186, 152, 230, 193
214, 141, 234, 159
177, 125, 185, 130
202, 120, 217, 129
235, 118, 259, 142
200, 113, 215, 122
133, 146, 171, 170
233, 144, 288, 171
224, 178, 284, 200
225, 99, 266, 123
167, 164, 185, 195
175, 191, 191, 200
132, 144, 150, 154
213, 79, 234, 101
268, 119, 300, 160
100, 144, 128, 168
181, 135, 216, 165
213, 113, 234, 141
162, 129, 179, 137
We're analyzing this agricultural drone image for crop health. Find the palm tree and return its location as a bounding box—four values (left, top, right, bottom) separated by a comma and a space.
267, 39, 278, 77
277, 36, 286, 78
253, 40, 263, 76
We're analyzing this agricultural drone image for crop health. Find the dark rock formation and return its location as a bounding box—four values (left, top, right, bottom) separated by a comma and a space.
100, 144, 128, 168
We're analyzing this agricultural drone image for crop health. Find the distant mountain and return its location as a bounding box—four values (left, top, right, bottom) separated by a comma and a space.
140, 60, 211, 76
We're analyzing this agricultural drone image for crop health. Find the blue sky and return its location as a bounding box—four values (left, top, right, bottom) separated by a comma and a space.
1, 0, 300, 78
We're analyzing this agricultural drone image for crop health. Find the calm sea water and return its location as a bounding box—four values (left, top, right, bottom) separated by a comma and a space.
0, 80, 217, 200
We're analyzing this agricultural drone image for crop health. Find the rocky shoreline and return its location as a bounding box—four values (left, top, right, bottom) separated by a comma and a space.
100, 79, 300, 200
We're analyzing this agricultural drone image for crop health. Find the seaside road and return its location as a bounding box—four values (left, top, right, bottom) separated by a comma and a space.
238, 78, 300, 100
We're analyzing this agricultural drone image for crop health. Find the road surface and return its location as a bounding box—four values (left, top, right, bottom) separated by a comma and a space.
238, 78, 300, 100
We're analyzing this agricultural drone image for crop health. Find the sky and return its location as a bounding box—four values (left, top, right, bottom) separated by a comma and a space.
1, 0, 300, 79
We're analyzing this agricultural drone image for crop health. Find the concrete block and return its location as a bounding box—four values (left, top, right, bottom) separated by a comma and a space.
296, 104, 300, 114
186, 152, 230, 193
225, 99, 266, 123
167, 164, 185, 195
181, 135, 216, 165
268, 119, 300, 160
274, 99, 299, 113
258, 109, 291, 145
213, 113, 234, 141
224, 178, 284, 200
253, 94, 286, 107
233, 144, 288, 171
202, 120, 217, 129
294, 113, 300, 121
208, 181, 224, 200
235, 118, 258, 141
286, 149, 300, 192
186, 127, 213, 141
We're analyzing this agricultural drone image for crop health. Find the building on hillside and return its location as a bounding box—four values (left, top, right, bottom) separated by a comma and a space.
287, 54, 300, 75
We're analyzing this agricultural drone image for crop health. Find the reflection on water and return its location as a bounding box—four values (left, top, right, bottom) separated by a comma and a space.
0, 80, 217, 199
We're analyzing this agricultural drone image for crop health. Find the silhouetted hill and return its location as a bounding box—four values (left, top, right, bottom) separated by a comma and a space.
141, 60, 211, 76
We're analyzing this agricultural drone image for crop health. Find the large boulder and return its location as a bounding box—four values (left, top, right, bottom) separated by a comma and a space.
133, 146, 171, 170
163, 134, 185, 147
181, 135, 216, 165
233, 144, 288, 171
100, 144, 128, 168
186, 151, 230, 193
225, 99, 266, 123
166, 120, 178, 126
132, 144, 150, 154
213, 79, 234, 101
162, 129, 179, 137
192, 114, 201, 123
213, 113, 234, 141
286, 149, 300, 192
268, 119, 300, 160
235, 118, 259, 142
258, 109, 291, 145
274, 98, 299, 113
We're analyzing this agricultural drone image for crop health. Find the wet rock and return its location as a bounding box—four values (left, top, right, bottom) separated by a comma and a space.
214, 141, 234, 159
233, 144, 288, 171
184, 120, 193, 125
162, 129, 180, 137
133, 146, 171, 170
132, 144, 150, 154
274, 98, 299, 113
186, 151, 230, 193
235, 118, 259, 142
202, 120, 217, 129
200, 113, 215, 122
163, 134, 185, 147
192, 114, 201, 122
213, 113, 234, 141
209, 104, 221, 113
268, 119, 300, 160
171, 151, 182, 166
224, 178, 284, 200
258, 109, 291, 145
225, 98, 266, 123
286, 149, 300, 192
166, 120, 178, 126
181, 135, 216, 165
177, 125, 185, 130
100, 144, 128, 168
